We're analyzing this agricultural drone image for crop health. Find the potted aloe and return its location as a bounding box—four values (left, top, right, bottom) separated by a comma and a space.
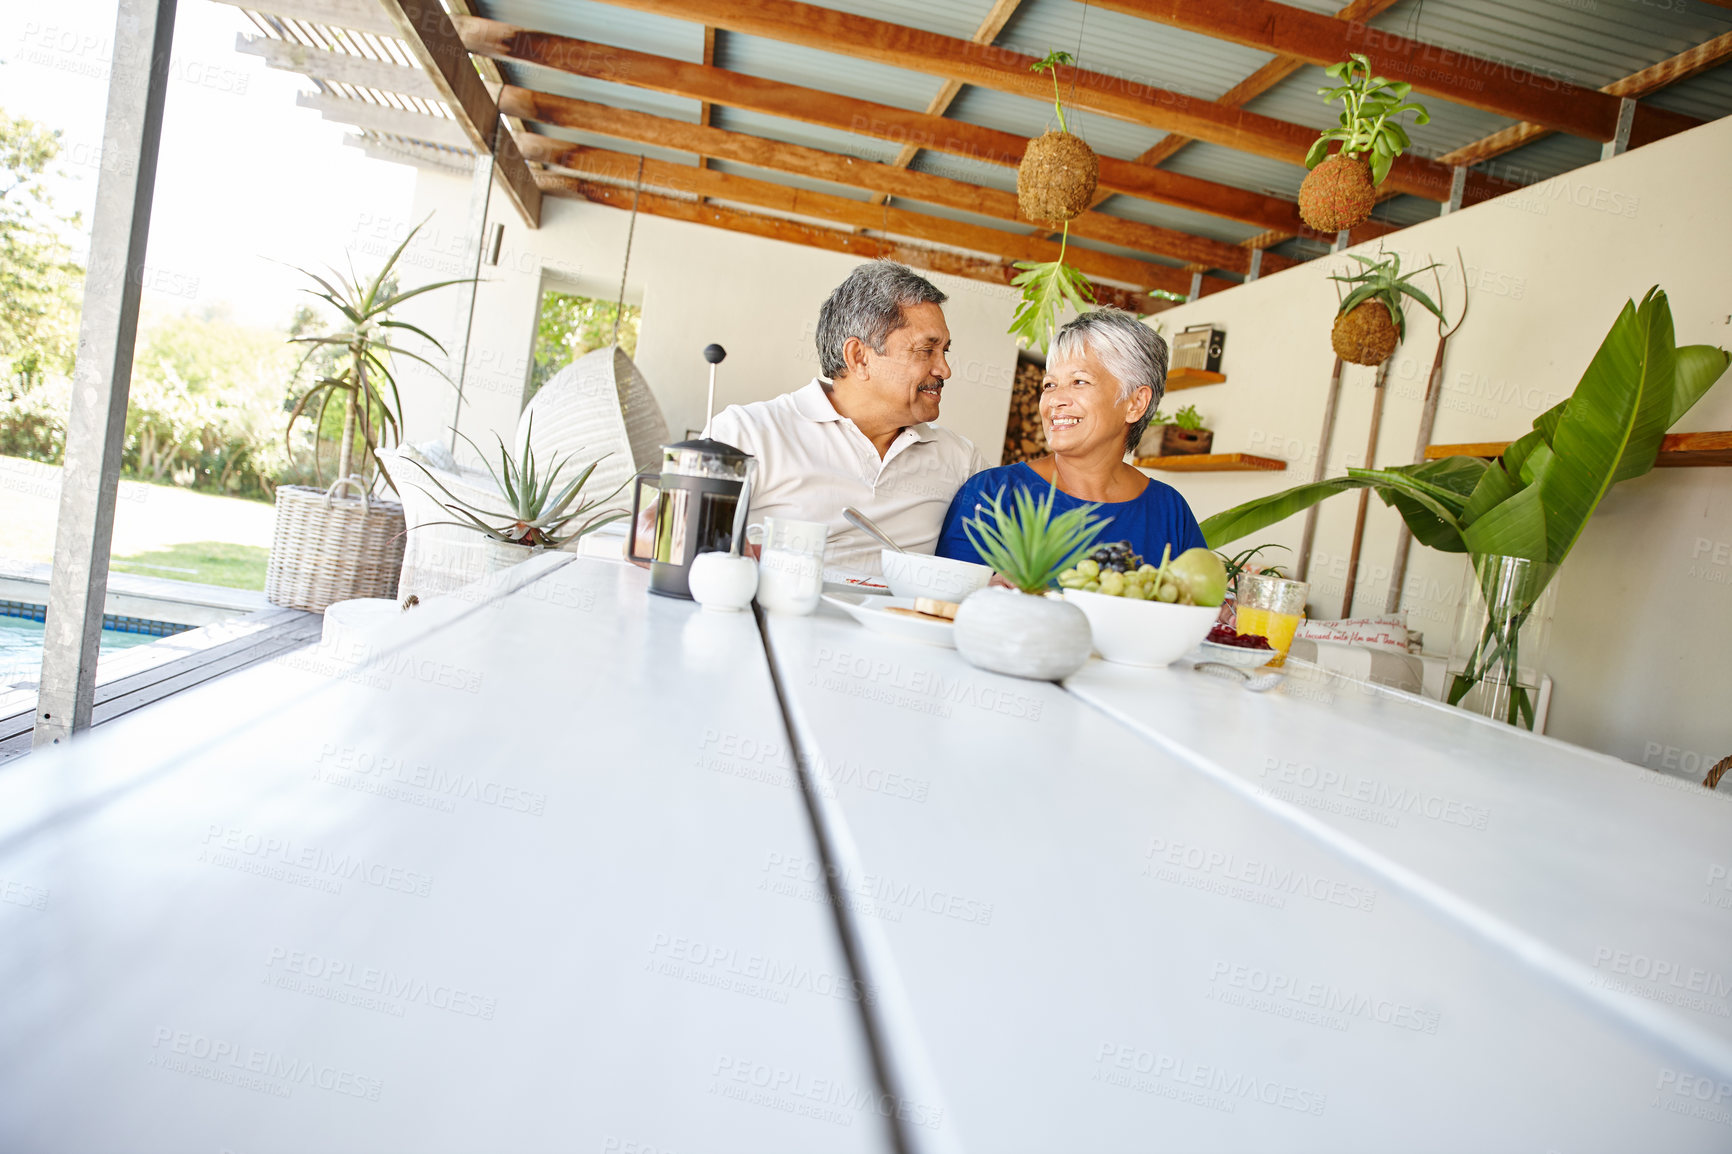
1009, 49, 1098, 351
1298, 55, 1430, 234
953, 485, 1108, 680
405, 420, 628, 574
1200, 288, 1729, 728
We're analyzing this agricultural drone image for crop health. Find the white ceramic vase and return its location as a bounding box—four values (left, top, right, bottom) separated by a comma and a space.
953, 586, 1093, 681
483, 538, 538, 574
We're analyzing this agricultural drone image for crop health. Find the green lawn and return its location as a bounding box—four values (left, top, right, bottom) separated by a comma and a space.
110, 541, 272, 590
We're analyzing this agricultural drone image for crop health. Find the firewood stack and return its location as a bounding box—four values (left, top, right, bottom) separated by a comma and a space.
1000, 359, 1048, 465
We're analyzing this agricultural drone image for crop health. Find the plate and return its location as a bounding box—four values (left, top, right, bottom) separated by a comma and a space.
822, 593, 956, 648
1196, 639, 1278, 668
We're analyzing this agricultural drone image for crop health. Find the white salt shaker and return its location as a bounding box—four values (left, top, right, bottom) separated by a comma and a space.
688, 552, 758, 612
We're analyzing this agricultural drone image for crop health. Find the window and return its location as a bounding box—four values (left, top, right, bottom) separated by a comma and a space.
527, 287, 641, 401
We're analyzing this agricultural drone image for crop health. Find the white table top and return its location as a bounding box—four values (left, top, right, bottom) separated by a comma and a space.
761, 603, 1732, 1153
0, 556, 888, 1154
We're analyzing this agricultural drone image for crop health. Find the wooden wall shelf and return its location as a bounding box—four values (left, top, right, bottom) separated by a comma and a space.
1165, 367, 1226, 391
1135, 452, 1287, 472
1426, 430, 1732, 468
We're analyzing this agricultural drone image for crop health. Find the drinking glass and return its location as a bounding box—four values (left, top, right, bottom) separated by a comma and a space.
1234, 573, 1308, 668
752, 517, 827, 615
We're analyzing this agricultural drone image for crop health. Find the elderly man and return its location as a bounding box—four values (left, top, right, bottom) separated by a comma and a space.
704, 261, 988, 574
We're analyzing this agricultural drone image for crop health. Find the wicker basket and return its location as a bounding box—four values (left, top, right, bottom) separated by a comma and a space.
265, 477, 406, 611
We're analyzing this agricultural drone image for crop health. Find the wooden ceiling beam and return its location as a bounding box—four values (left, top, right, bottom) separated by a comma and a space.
235, 34, 440, 97
531, 142, 1233, 297
870, 0, 1026, 208
571, 0, 1523, 205
501, 88, 1290, 275
455, 17, 1318, 235
378, 0, 540, 226
540, 176, 1164, 313
1086, 0, 1700, 146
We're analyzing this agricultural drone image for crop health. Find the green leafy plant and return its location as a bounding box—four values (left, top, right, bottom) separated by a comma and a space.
405, 418, 628, 548
1218, 543, 1288, 585
1148, 404, 1206, 430
1032, 49, 1075, 132
286, 218, 474, 492
963, 484, 1110, 594
1304, 54, 1430, 186
1333, 252, 1444, 340
1200, 287, 1729, 725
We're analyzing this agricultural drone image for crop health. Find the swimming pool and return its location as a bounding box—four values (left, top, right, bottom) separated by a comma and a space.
0, 601, 192, 691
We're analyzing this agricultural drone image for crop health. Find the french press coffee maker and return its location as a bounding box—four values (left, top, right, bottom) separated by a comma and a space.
627, 439, 756, 599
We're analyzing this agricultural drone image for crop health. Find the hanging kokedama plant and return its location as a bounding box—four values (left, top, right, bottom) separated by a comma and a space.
1018, 50, 1099, 226
1328, 250, 1445, 366
1298, 54, 1430, 234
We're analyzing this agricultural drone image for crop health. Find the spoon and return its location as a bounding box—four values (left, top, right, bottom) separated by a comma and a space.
844, 506, 905, 553
1193, 662, 1286, 692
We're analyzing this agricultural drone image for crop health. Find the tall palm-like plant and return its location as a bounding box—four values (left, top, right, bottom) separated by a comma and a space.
1200, 288, 1729, 723
286, 219, 474, 493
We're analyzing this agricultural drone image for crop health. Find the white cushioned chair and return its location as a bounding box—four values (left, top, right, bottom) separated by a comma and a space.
384, 345, 669, 600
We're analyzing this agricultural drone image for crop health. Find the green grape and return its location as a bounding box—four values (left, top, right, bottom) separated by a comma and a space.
1122, 583, 1147, 600
1156, 581, 1179, 602
1099, 571, 1125, 595
1083, 579, 1101, 593
1137, 564, 1159, 578
1076, 559, 1101, 578
1057, 568, 1085, 588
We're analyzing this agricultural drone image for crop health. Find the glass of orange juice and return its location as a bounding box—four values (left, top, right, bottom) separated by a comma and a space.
1234, 573, 1308, 668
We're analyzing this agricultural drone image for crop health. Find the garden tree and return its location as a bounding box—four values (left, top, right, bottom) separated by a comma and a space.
0, 109, 83, 388
530, 290, 640, 396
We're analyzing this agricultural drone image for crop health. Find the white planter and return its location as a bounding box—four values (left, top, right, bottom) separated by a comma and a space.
484, 538, 539, 574
953, 586, 1093, 681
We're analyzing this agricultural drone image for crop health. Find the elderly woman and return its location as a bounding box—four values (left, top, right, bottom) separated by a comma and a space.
935, 308, 1205, 568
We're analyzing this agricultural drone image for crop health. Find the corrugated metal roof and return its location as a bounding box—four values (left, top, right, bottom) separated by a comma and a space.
256, 0, 1732, 283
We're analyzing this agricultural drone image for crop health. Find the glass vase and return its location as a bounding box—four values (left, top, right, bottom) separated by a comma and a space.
1446, 554, 1559, 730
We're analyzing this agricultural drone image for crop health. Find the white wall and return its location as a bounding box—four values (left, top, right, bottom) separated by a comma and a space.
1142, 115, 1732, 771
383, 178, 1023, 467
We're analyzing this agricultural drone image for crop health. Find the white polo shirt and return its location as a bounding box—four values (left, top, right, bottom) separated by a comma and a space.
704, 378, 989, 574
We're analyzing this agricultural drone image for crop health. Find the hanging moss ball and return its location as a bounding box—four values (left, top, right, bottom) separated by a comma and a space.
1298, 153, 1377, 234
1331, 300, 1401, 365
1017, 131, 1100, 226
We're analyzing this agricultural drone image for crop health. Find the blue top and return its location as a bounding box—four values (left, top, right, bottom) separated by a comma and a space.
936, 461, 1207, 570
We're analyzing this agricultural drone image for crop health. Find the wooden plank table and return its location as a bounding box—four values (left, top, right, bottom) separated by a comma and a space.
0, 556, 888, 1154
761, 604, 1732, 1152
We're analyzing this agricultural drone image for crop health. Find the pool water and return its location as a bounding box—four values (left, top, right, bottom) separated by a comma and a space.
0, 616, 161, 690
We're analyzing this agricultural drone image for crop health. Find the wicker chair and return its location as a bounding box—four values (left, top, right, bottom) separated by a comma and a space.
385, 346, 669, 600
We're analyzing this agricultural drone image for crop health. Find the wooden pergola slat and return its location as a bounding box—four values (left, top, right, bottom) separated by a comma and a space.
235, 34, 439, 97
378, 0, 539, 227
573, 0, 1525, 206
503, 89, 1292, 276
453, 16, 1327, 236
534, 143, 1233, 298
541, 176, 1165, 314
1088, 0, 1700, 146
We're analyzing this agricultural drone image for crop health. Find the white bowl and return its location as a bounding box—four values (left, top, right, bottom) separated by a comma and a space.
1062, 589, 1219, 667
879, 549, 994, 603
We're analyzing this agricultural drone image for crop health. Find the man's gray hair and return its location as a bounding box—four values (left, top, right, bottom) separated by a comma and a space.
1051, 308, 1170, 454
817, 261, 949, 378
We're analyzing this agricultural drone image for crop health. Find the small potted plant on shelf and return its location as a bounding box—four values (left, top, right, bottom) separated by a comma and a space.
404, 419, 628, 574
952, 485, 1107, 680
1330, 251, 1445, 366
1010, 49, 1098, 352
1298, 55, 1430, 234
1140, 404, 1213, 457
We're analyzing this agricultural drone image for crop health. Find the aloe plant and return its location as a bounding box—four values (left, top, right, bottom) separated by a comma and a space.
286, 217, 474, 492
962, 484, 1110, 593
406, 419, 628, 549
1199, 287, 1729, 724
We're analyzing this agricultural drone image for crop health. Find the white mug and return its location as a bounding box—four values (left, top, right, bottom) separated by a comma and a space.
751, 517, 827, 615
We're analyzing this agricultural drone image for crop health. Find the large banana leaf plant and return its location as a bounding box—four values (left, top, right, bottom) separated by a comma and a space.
287, 218, 475, 493
1200, 288, 1729, 724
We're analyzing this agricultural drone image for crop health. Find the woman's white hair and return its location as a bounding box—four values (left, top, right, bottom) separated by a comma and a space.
1050, 308, 1170, 453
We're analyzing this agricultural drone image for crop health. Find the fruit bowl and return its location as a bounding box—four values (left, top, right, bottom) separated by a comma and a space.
1062, 588, 1219, 667
880, 549, 994, 602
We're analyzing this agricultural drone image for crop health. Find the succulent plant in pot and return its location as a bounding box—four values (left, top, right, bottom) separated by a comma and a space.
1009, 50, 1099, 352
953, 484, 1109, 681
406, 418, 628, 573
1298, 55, 1430, 234
1329, 251, 1445, 366
1142, 403, 1213, 456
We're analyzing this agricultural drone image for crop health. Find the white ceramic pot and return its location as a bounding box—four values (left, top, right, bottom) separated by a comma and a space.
953, 586, 1093, 681
688, 552, 758, 612
484, 538, 539, 575
1063, 589, 1219, 667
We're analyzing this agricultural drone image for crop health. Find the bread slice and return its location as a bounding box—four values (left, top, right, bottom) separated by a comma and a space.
913, 597, 960, 620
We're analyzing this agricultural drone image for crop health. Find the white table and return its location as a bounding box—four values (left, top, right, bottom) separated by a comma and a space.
0, 556, 888, 1154
762, 604, 1732, 1153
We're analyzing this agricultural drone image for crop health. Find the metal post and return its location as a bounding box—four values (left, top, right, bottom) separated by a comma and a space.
1187, 271, 1203, 302
448, 126, 497, 454
1442, 165, 1467, 215
1332, 229, 1350, 253
1246, 248, 1263, 283
1601, 97, 1636, 160
33, 0, 178, 749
